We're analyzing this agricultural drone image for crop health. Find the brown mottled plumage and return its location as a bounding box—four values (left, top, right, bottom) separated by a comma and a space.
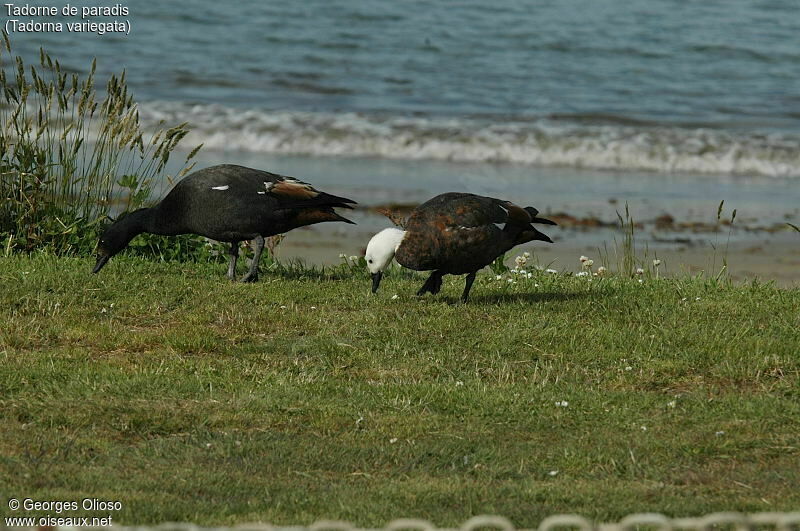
366, 192, 556, 302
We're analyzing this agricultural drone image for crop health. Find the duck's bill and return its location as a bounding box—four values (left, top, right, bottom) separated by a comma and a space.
92, 254, 110, 274
371, 272, 383, 294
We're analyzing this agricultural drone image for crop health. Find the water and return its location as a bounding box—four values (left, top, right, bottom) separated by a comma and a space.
6, 0, 800, 177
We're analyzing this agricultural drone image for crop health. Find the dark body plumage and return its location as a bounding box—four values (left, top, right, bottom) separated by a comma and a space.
93, 164, 356, 281
395, 193, 556, 301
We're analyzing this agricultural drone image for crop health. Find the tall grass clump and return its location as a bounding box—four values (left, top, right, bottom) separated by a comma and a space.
0, 30, 200, 256
613, 202, 638, 277
703, 200, 738, 282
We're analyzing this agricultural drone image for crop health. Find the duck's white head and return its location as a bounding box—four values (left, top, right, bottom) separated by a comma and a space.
365, 227, 406, 293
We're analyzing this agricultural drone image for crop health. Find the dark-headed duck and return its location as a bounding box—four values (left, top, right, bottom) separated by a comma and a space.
93, 164, 356, 281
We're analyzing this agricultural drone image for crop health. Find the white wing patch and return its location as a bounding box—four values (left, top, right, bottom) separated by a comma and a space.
210, 185, 229, 191
493, 222, 506, 231
446, 225, 479, 232
264, 181, 275, 192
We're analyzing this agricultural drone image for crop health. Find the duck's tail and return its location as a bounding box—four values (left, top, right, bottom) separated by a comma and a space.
318, 192, 357, 210
330, 211, 356, 224
512, 206, 557, 245
524, 206, 557, 226
292, 207, 356, 226
283, 192, 357, 211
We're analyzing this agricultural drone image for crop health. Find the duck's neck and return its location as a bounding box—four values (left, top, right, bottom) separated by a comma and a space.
385, 227, 407, 252
126, 206, 182, 236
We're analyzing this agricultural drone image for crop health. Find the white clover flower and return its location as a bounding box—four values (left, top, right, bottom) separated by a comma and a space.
580, 255, 589, 263
389, 438, 398, 444
523, 251, 531, 259
495, 275, 503, 280
546, 268, 558, 274
641, 425, 648, 431
310, 306, 317, 310
515, 255, 528, 268
548, 470, 559, 476
638, 279, 644, 284
653, 259, 662, 267
527, 272, 533, 279
582, 259, 594, 269
507, 278, 515, 283
391, 294, 399, 300
636, 267, 645, 275
339, 253, 347, 259
555, 400, 569, 407
348, 255, 359, 262
667, 400, 676, 408
576, 271, 589, 277
597, 266, 607, 276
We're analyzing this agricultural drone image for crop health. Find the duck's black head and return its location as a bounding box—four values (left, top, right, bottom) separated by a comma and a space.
92, 210, 147, 274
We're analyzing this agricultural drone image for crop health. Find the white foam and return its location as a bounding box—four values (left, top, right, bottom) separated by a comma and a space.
140, 101, 800, 178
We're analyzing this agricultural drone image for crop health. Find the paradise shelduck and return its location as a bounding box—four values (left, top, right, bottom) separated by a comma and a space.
92, 164, 356, 281
365, 192, 556, 302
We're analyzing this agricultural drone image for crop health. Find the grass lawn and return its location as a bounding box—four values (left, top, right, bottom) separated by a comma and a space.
1, 253, 798, 526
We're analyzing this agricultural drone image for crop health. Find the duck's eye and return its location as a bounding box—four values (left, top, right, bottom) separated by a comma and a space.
368, 259, 373, 264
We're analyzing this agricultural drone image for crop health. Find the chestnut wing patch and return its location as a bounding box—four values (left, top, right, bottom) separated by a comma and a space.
268, 178, 320, 200
501, 201, 532, 224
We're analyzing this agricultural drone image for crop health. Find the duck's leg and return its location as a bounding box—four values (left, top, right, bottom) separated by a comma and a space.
226, 241, 239, 280
417, 270, 444, 296
432, 272, 444, 294
240, 235, 265, 283
461, 271, 477, 303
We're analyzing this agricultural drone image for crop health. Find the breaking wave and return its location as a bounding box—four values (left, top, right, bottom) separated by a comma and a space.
140, 101, 800, 178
